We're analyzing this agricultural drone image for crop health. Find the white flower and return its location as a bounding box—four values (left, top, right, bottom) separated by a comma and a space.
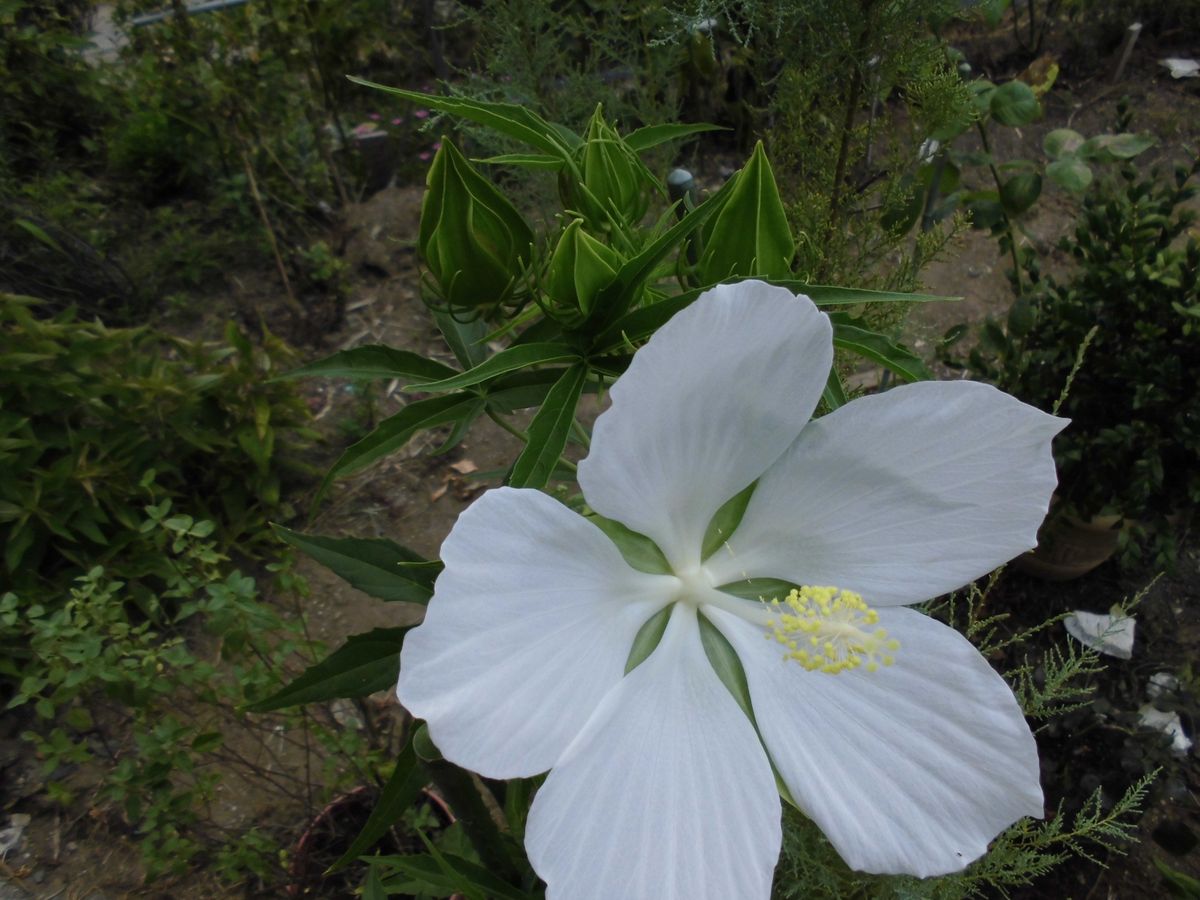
398, 281, 1065, 898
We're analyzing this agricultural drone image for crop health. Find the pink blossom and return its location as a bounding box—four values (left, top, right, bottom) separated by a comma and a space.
368, 112, 381, 121
414, 109, 430, 120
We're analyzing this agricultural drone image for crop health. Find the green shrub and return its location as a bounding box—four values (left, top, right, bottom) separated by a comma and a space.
0, 294, 316, 605
963, 158, 1200, 567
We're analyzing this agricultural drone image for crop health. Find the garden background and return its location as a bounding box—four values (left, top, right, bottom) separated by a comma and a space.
2, 0, 1199, 897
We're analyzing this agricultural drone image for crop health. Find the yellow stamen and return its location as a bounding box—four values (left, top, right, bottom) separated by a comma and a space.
763, 586, 899, 675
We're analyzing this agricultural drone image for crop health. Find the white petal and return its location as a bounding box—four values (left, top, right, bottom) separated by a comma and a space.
526, 604, 781, 900
578, 281, 832, 570
706, 380, 1066, 605
397, 487, 676, 778
708, 605, 1042, 877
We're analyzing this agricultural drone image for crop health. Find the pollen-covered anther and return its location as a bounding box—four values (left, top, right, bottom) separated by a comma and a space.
763, 586, 900, 674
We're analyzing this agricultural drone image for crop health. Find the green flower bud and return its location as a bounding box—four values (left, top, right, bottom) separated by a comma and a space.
697, 141, 794, 284
545, 219, 623, 321
560, 107, 651, 230
419, 138, 534, 313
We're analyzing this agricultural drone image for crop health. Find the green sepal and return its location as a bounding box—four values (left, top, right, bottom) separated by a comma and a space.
624, 604, 673, 674
419, 138, 534, 313
697, 141, 794, 283
697, 612, 756, 722
545, 219, 622, 320
586, 514, 672, 574
701, 481, 757, 561
717, 577, 799, 601
567, 106, 656, 228
584, 176, 734, 332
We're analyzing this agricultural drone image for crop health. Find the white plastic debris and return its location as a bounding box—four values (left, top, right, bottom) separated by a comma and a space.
1147, 671, 1180, 700
0, 812, 30, 859
1138, 704, 1193, 754
1160, 58, 1200, 79
1063, 610, 1136, 659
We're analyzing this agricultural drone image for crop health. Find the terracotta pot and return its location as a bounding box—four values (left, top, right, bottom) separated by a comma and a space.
1015, 511, 1123, 581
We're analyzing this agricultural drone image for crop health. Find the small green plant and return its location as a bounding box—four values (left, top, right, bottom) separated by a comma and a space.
3, 501, 382, 884
956, 157, 1200, 568
933, 81, 1154, 300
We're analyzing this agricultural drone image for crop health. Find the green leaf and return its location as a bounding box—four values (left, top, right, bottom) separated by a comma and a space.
587, 515, 672, 574
698, 612, 756, 721
272, 526, 441, 603
347, 78, 577, 157
276, 346, 458, 383
190, 731, 223, 753
822, 369, 848, 411
508, 364, 587, 489
592, 292, 698, 353
434, 311, 490, 370
1046, 158, 1093, 194
474, 152, 564, 170
12, 218, 65, 255
330, 741, 427, 871
406, 343, 579, 392
1000, 172, 1043, 215
586, 174, 734, 331
784, 282, 957, 306
1105, 133, 1156, 158
1154, 856, 1200, 898
376, 852, 530, 900
248, 627, 408, 711
1078, 132, 1156, 162
989, 80, 1040, 126
830, 316, 932, 382
702, 481, 757, 561
483, 369, 562, 413
363, 863, 386, 900
623, 121, 726, 153
321, 393, 484, 494
624, 604, 673, 674
1043, 128, 1085, 160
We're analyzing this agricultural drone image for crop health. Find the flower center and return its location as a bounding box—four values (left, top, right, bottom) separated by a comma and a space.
674, 566, 715, 608
764, 586, 899, 674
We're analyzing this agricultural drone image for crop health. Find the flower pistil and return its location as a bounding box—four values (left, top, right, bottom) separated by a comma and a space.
765, 586, 899, 674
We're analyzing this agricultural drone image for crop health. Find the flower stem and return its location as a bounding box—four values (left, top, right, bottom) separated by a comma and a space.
486, 408, 528, 442
975, 120, 1025, 298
